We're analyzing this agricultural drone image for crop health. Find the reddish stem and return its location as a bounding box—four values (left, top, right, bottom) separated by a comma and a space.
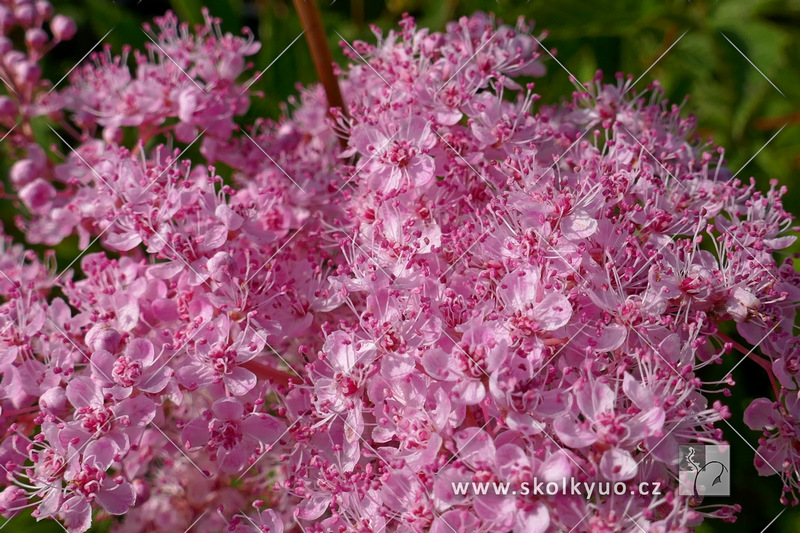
716, 331, 781, 399
241, 359, 296, 387
292, 0, 349, 148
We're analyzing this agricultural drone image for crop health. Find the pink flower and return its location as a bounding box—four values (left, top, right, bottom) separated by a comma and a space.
350, 116, 436, 193
181, 397, 285, 473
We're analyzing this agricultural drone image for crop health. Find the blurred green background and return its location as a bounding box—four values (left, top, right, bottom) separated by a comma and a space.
2, 0, 799, 531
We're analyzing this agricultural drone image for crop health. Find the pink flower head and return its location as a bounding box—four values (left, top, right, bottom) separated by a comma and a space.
181, 397, 286, 473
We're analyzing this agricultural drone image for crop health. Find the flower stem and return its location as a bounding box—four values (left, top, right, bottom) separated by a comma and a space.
242, 359, 296, 386
716, 331, 780, 399
292, 0, 348, 120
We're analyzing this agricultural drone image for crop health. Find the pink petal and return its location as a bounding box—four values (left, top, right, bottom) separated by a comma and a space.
553, 417, 597, 448
540, 450, 573, 482
576, 381, 614, 419
90, 350, 116, 385
514, 502, 549, 533
83, 438, 117, 471
125, 338, 155, 366
182, 418, 211, 449
138, 366, 171, 394
453, 428, 495, 469
60, 495, 91, 533
152, 298, 179, 322
96, 480, 136, 515
534, 293, 571, 330
66, 376, 102, 408
241, 414, 285, 446
744, 398, 778, 431
600, 447, 637, 481
218, 443, 247, 473
212, 397, 245, 421
223, 366, 257, 396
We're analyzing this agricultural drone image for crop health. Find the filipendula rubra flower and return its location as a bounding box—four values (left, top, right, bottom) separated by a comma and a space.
1, 3, 799, 532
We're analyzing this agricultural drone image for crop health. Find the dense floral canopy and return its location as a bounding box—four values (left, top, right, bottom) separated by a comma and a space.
0, 2, 798, 531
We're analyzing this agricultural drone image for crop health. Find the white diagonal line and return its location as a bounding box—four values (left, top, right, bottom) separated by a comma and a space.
720, 32, 785, 97
150, 422, 211, 478
531, 35, 585, 93
350, 232, 395, 282
619, 125, 690, 194
437, 328, 493, 381
142, 29, 206, 93
336, 130, 399, 192
520, 227, 684, 381
244, 222, 308, 285
244, 30, 306, 92
627, 29, 689, 95
545, 125, 592, 174
183, 510, 208, 533
46, 317, 116, 385
139, 220, 211, 290
0, 72, 18, 95
138, 319, 208, 380
48, 125, 122, 198
722, 322, 780, 381
530, 322, 589, 380
0, 120, 19, 143
530, 419, 590, 477
721, 418, 780, 476
247, 326, 307, 382
725, 230, 782, 288
48, 28, 115, 94
240, 129, 306, 192
46, 126, 207, 285
629, 326, 683, 378
626, 420, 682, 477
135, 127, 208, 199
236, 509, 261, 531
624, 512, 648, 533
334, 412, 460, 533
760, 508, 786, 533
434, 130, 495, 190
728, 123, 787, 183
437, 32, 497, 93
437, 227, 492, 282
51, 218, 119, 285
334, 30, 392, 88
236, 416, 300, 480
436, 419, 493, 474
567, 510, 592, 533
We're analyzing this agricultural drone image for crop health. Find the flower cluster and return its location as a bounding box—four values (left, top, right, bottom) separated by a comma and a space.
0, 2, 798, 532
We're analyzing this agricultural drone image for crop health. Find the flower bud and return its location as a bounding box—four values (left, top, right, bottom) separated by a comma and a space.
85, 325, 123, 353
14, 4, 36, 27
0, 8, 14, 31
19, 178, 56, 215
50, 14, 76, 41
39, 386, 68, 414
25, 27, 49, 50
0, 96, 17, 120
9, 159, 38, 187
35, 0, 53, 20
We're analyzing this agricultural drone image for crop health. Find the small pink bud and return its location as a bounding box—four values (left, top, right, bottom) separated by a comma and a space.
50, 14, 76, 41
35, 1, 54, 20
25, 28, 48, 49
14, 4, 36, 27
19, 178, 56, 215
10, 159, 38, 187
